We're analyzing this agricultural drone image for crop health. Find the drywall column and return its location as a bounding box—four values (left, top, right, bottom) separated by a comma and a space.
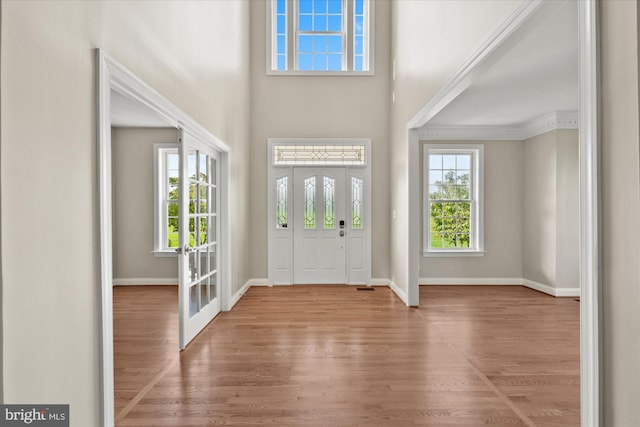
601, 1, 640, 424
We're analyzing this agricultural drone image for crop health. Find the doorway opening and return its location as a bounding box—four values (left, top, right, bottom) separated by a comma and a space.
404, 1, 600, 425
97, 50, 232, 426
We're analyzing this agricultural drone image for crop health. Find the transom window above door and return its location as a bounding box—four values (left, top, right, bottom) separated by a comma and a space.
268, 0, 373, 74
273, 144, 366, 165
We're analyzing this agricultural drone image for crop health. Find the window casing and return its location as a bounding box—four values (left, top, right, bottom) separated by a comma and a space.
268, 0, 373, 74
154, 144, 180, 255
423, 144, 484, 256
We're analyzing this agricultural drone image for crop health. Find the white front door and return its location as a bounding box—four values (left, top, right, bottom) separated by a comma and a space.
293, 167, 347, 283
178, 129, 221, 349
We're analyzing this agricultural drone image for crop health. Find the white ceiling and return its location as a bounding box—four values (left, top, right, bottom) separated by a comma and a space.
111, 90, 172, 128
427, 0, 579, 127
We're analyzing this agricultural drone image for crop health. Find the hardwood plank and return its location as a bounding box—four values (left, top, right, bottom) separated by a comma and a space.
114, 284, 579, 426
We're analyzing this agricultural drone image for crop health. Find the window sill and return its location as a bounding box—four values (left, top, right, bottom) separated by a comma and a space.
423, 250, 486, 258
266, 70, 375, 77
152, 250, 178, 258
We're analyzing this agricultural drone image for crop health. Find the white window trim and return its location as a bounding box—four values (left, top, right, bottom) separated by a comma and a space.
153, 143, 179, 257
266, 0, 375, 76
423, 144, 484, 257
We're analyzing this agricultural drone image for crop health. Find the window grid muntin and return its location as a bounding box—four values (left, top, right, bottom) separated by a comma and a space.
273, 144, 366, 165
426, 148, 479, 252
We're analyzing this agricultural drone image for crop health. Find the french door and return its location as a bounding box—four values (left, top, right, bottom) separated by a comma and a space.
178, 129, 221, 349
293, 167, 347, 283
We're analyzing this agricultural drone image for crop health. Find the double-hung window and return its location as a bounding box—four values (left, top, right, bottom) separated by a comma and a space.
423, 144, 484, 256
269, 0, 372, 74
153, 144, 180, 255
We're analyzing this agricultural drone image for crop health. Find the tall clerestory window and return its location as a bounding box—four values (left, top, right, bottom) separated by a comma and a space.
269, 0, 373, 74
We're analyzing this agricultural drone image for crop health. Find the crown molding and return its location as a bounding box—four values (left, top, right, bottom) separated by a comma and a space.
419, 111, 578, 141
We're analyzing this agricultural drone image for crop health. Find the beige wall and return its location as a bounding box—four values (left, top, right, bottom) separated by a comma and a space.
523, 131, 557, 285
112, 128, 178, 281
1, 1, 251, 425
522, 129, 579, 290
249, 0, 391, 280
601, 1, 640, 424
390, 0, 523, 293
420, 140, 523, 280
554, 129, 579, 290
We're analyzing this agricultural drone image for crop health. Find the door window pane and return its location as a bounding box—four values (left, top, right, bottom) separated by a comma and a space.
304, 176, 316, 229
188, 150, 197, 180
200, 281, 208, 310
189, 284, 199, 318
199, 153, 208, 182
324, 176, 335, 228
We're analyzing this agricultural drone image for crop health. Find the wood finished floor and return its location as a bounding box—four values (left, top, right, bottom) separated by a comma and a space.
114, 285, 579, 426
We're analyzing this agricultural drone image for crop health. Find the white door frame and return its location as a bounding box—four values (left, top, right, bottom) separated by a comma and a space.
267, 138, 372, 285
405, 1, 601, 426
96, 49, 232, 427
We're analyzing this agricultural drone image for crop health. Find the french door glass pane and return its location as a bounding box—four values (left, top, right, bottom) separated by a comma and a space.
188, 250, 198, 282
199, 217, 208, 245
189, 284, 198, 317
199, 154, 208, 182
200, 278, 208, 310
188, 151, 197, 179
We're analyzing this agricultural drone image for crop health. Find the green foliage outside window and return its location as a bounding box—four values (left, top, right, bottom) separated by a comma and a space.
429, 170, 471, 248
167, 174, 210, 248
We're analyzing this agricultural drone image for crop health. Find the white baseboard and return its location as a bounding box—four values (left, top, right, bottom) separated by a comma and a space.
230, 280, 252, 309
113, 277, 177, 286
388, 280, 409, 306
420, 277, 523, 285
229, 279, 271, 309
420, 277, 580, 298
523, 279, 580, 297
554, 287, 581, 297
522, 279, 556, 296
370, 278, 391, 286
